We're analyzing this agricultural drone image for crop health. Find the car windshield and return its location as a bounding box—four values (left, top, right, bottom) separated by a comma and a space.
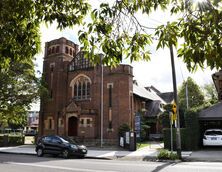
205, 130, 222, 135
60, 136, 77, 144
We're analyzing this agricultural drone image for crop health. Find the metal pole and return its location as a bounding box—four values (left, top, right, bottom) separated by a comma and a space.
170, 113, 173, 152
186, 82, 189, 109
169, 44, 182, 159
100, 56, 104, 148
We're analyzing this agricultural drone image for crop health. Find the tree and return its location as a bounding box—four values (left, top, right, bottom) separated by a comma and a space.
0, 59, 41, 127
155, 0, 222, 71
0, 0, 90, 126
79, 0, 222, 71
178, 77, 205, 109
203, 82, 218, 104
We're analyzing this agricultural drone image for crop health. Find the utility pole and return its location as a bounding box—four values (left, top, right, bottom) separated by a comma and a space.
100, 55, 104, 148
169, 44, 182, 159
186, 82, 189, 109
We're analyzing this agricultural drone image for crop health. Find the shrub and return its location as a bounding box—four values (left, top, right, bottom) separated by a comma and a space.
0, 135, 24, 146
118, 123, 130, 137
157, 149, 178, 160
159, 111, 170, 128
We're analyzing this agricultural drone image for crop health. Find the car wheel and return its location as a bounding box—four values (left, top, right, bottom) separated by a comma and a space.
62, 149, 69, 159
37, 148, 44, 157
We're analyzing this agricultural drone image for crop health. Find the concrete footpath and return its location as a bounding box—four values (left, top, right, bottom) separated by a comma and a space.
0, 142, 195, 161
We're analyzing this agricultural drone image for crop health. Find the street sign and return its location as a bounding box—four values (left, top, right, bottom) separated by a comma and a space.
135, 115, 141, 138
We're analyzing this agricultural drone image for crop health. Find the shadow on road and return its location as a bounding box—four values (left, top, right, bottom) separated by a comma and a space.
151, 162, 173, 172
0, 153, 87, 164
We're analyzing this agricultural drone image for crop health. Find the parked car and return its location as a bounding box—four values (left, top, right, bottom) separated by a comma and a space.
203, 129, 222, 146
35, 135, 87, 158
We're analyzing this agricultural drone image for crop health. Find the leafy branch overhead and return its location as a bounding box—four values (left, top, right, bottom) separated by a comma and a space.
78, 0, 222, 71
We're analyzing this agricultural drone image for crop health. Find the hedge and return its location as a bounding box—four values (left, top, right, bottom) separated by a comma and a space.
163, 109, 200, 151
0, 135, 24, 147
184, 109, 200, 149
163, 128, 193, 151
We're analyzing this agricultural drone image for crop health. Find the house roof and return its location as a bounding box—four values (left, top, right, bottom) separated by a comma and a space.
158, 92, 174, 104
199, 102, 222, 120
133, 84, 166, 104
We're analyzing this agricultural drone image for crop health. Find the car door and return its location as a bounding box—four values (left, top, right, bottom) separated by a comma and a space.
42, 136, 53, 154
51, 136, 63, 154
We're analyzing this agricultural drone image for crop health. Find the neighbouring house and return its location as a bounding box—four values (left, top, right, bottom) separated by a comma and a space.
25, 102, 39, 134
133, 84, 166, 139
198, 70, 222, 135
39, 37, 170, 144
212, 70, 222, 101
199, 102, 222, 134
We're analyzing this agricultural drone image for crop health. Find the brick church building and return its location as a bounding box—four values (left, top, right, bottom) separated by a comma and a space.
39, 37, 166, 144
39, 37, 135, 144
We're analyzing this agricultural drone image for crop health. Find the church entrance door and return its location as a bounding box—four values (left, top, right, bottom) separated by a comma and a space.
68, 116, 78, 136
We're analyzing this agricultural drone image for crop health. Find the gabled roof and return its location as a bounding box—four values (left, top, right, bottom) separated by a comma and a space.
158, 92, 174, 104
133, 84, 166, 104
65, 101, 81, 112
199, 102, 222, 120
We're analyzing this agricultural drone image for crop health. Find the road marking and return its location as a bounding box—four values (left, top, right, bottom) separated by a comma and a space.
6, 162, 118, 172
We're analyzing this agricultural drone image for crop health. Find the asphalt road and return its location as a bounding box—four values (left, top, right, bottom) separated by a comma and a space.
1, 153, 222, 172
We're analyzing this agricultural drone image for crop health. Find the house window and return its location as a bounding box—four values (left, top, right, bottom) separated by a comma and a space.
80, 119, 84, 125
56, 46, 59, 53
65, 47, 68, 54
70, 48, 72, 55
50, 65, 54, 72
48, 48, 51, 55
46, 117, 54, 130
71, 75, 91, 100
87, 119, 90, 125
79, 118, 92, 127
49, 118, 52, 129
49, 63, 55, 99
52, 47, 55, 53
107, 83, 113, 107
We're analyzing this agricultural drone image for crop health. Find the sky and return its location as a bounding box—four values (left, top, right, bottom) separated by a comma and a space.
34, 1, 216, 94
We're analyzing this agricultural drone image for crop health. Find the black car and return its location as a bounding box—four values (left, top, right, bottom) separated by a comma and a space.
35, 135, 87, 158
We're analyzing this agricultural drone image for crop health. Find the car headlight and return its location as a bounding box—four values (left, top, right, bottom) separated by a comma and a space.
70, 144, 78, 150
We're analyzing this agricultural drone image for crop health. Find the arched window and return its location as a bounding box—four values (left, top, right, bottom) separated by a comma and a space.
65, 46, 69, 54
48, 48, 51, 55
56, 46, 59, 53
70, 75, 91, 100
52, 47, 55, 53
70, 48, 72, 55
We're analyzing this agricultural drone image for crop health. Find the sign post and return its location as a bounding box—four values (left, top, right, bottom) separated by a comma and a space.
169, 112, 173, 152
